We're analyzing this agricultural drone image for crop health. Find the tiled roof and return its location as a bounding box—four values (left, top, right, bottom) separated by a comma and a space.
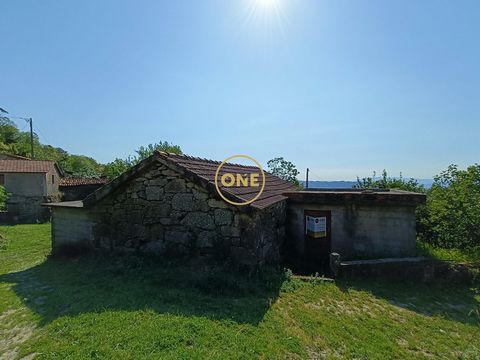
160, 153, 295, 209
82, 152, 296, 210
0, 160, 56, 173
60, 177, 108, 187
0, 153, 31, 160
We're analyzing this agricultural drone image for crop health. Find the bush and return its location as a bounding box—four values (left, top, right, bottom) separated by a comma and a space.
0, 185, 8, 210
418, 164, 480, 249
354, 169, 426, 193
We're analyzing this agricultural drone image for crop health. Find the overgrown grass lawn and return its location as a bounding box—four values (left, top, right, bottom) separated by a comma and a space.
1, 224, 479, 359
417, 241, 480, 263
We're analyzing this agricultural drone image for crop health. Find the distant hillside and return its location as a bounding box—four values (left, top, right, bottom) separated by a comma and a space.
302, 179, 433, 189
301, 181, 357, 189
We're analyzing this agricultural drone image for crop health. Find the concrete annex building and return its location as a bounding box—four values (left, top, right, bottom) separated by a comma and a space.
47, 152, 425, 268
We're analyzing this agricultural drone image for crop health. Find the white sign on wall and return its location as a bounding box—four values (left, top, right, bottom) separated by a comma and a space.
306, 216, 327, 238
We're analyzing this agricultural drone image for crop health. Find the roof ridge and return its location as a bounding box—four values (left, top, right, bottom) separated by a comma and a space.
155, 151, 263, 169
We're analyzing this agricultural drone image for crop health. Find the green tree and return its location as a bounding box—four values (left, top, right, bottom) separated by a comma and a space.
62, 155, 103, 177
267, 157, 300, 187
102, 141, 182, 180
419, 164, 480, 249
354, 169, 425, 193
0, 117, 20, 145
101, 158, 132, 180
134, 141, 182, 162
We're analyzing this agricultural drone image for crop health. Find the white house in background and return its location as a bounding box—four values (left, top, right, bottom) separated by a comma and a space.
0, 153, 63, 223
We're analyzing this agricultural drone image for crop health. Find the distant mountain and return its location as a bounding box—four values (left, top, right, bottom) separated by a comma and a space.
415, 179, 434, 188
301, 179, 434, 189
301, 181, 357, 189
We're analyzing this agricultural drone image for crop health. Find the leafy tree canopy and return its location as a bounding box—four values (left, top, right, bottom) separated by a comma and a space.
267, 157, 300, 187
0, 118, 182, 180
101, 142, 183, 180
418, 164, 480, 249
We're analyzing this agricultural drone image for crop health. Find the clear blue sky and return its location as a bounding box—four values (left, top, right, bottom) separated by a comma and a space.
1, 0, 478, 180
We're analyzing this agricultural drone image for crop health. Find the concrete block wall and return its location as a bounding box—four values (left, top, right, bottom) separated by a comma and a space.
287, 203, 417, 260
52, 207, 93, 254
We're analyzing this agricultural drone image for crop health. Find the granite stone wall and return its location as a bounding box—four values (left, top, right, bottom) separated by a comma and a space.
88, 162, 286, 267
0, 195, 50, 224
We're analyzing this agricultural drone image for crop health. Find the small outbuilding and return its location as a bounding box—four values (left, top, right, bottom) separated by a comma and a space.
284, 189, 426, 263
59, 177, 108, 201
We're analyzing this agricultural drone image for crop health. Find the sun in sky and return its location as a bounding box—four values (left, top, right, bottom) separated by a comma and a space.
244, 0, 289, 37
255, 0, 278, 9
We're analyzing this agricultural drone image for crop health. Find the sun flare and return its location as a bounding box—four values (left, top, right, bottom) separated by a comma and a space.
242, 0, 289, 39
256, 0, 277, 8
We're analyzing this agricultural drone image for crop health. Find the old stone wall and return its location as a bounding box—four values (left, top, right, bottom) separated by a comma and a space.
0, 195, 50, 224
90, 162, 287, 267
287, 202, 417, 260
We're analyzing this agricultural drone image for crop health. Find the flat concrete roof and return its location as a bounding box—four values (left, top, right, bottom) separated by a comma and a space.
284, 189, 426, 206
43, 201, 84, 208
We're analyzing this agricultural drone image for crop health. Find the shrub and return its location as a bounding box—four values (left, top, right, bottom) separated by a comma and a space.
354, 169, 426, 193
0, 185, 8, 210
418, 164, 480, 249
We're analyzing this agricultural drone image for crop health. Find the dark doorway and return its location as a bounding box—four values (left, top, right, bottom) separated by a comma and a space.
303, 210, 331, 274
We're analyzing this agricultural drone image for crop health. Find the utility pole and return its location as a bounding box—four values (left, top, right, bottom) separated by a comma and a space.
306, 168, 309, 189
29, 118, 34, 159
0, 107, 35, 159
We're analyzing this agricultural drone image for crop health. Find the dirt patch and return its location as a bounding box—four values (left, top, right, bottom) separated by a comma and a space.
0, 308, 36, 360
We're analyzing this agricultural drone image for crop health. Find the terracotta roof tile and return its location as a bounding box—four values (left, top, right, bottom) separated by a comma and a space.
82, 152, 297, 210
60, 177, 108, 187
0, 160, 56, 173
0, 153, 31, 160
162, 153, 295, 209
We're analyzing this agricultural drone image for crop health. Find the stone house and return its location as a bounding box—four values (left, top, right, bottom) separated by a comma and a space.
47, 151, 426, 269
0, 154, 63, 223
48, 152, 295, 267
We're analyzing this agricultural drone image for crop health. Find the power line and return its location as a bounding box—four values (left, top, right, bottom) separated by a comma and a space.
34, 125, 53, 146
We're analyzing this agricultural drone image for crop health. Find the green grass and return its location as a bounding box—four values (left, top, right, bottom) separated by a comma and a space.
417, 241, 480, 263
1, 225, 479, 359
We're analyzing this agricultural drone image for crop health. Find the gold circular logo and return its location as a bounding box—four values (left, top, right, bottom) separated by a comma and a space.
214, 154, 266, 206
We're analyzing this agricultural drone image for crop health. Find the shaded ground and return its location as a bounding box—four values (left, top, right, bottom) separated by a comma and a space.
1, 224, 479, 359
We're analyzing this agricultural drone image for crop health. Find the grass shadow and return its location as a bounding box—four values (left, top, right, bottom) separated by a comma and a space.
336, 276, 480, 326
0, 253, 285, 326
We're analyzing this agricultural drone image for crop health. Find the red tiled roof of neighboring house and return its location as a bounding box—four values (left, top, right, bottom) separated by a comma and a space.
60, 177, 108, 187
0, 153, 32, 160
82, 151, 296, 210
0, 160, 57, 173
